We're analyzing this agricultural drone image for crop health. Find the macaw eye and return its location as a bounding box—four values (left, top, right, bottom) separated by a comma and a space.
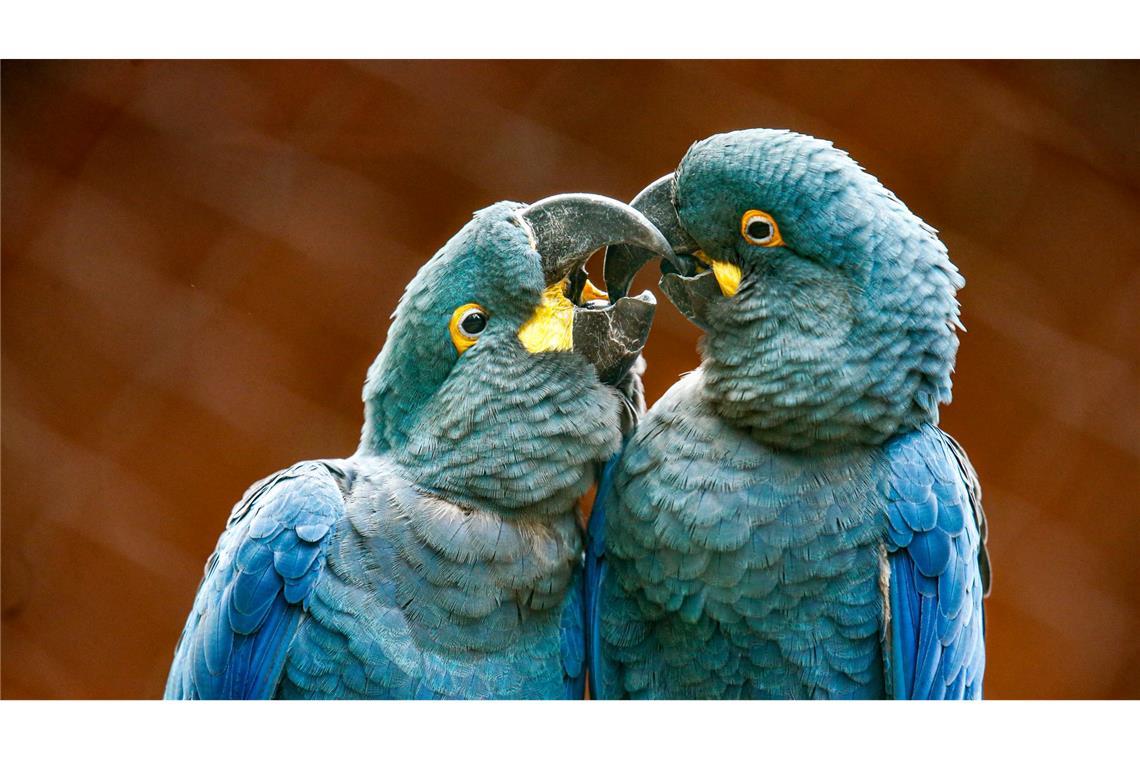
740, 209, 783, 247
459, 310, 487, 336
450, 304, 488, 354
746, 218, 772, 241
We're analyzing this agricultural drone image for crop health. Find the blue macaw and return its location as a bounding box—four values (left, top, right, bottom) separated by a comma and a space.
589, 129, 991, 699
165, 193, 670, 699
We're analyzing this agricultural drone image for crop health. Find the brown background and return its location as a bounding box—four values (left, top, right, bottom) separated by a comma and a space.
3, 60, 1138, 699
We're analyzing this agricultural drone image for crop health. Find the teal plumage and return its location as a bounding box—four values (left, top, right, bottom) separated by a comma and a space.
591, 374, 888, 698
590, 129, 989, 699
166, 197, 666, 699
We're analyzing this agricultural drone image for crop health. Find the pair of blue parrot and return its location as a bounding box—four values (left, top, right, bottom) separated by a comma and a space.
166, 128, 989, 699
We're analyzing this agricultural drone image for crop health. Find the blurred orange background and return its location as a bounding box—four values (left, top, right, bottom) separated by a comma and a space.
3, 60, 1138, 699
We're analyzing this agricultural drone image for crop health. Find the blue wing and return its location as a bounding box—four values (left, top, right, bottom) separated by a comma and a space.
585, 451, 622, 699
559, 565, 586, 699
165, 461, 346, 699
886, 425, 990, 700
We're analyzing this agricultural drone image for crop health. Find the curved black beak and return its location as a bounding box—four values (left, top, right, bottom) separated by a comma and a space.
603, 174, 724, 329
519, 193, 673, 286
516, 193, 671, 385
602, 174, 695, 300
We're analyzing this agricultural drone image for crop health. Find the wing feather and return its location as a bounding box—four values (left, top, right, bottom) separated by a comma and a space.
559, 566, 587, 698
585, 452, 623, 699
886, 426, 988, 700
164, 461, 346, 699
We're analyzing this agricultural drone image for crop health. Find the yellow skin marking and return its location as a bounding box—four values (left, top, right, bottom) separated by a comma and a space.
518, 281, 575, 353
687, 210, 784, 299
450, 303, 486, 355
708, 260, 742, 298
693, 250, 742, 298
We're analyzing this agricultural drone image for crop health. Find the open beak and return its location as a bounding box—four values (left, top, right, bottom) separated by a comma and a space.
602, 174, 735, 330
515, 193, 672, 385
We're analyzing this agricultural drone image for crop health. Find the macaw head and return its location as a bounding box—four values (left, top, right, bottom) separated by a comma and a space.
360, 194, 670, 511
606, 128, 964, 450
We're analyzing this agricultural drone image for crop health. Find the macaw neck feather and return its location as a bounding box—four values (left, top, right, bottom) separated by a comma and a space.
698, 256, 960, 452
361, 338, 621, 517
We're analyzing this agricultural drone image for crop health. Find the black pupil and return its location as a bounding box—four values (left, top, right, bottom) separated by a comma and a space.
461, 311, 486, 335
747, 219, 772, 240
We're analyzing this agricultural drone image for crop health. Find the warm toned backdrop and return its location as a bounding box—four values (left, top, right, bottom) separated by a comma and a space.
3, 60, 1138, 699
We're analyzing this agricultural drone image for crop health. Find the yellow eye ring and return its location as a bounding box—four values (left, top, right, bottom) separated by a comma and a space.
450, 303, 487, 355
740, 209, 783, 247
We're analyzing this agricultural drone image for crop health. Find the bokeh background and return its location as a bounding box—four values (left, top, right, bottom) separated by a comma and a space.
3, 60, 1138, 699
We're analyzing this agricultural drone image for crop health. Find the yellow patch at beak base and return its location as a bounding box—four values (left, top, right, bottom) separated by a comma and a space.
518, 282, 575, 353
693, 251, 742, 298
710, 260, 742, 298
